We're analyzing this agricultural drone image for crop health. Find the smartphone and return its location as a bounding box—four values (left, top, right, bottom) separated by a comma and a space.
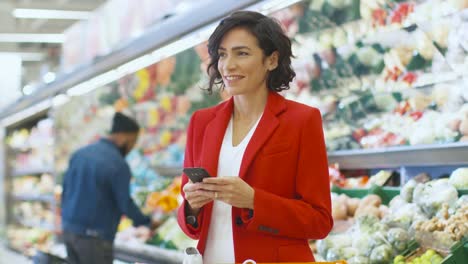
183, 167, 212, 183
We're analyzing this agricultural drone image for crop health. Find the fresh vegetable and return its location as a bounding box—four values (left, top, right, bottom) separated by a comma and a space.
387, 228, 410, 252
413, 180, 458, 218
448, 168, 468, 189
393, 249, 444, 264
370, 244, 393, 264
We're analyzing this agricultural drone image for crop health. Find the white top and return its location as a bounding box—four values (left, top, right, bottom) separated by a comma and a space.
203, 114, 262, 264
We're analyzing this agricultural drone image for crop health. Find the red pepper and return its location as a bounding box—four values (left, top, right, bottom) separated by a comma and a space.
409, 111, 424, 121
372, 9, 387, 27
391, 3, 415, 24
391, 12, 403, 24
352, 128, 367, 142
402, 72, 417, 85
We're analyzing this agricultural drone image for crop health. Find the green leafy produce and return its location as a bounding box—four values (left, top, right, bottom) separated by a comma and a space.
348, 255, 370, 264
167, 49, 202, 95
387, 228, 410, 252
370, 244, 393, 264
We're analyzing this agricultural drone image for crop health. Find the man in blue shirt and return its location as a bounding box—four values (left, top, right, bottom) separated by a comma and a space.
62, 112, 151, 264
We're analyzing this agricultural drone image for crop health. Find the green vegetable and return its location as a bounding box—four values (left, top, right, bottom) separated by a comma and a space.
387, 228, 409, 252
449, 168, 468, 189
370, 244, 393, 264
326, 247, 343, 261
348, 256, 370, 264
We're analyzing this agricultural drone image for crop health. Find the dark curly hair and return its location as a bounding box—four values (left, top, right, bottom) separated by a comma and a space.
206, 11, 296, 93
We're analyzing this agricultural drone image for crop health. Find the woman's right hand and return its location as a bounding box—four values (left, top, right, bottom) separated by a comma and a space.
183, 181, 214, 216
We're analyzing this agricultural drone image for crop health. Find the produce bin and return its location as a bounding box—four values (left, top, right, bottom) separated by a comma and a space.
442, 238, 468, 264
331, 184, 400, 205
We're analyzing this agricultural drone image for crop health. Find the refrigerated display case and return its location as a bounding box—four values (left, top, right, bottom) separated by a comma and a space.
2, 113, 59, 257
1, 0, 467, 262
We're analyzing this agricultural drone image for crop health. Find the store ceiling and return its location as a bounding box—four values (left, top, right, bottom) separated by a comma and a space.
0, 0, 106, 88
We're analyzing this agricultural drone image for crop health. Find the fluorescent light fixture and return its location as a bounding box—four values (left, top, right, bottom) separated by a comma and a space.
22, 84, 35, 95
0, 99, 51, 127
0, 34, 65, 43
52, 94, 70, 107
0, 52, 45, 61
13, 8, 91, 20
43, 72, 56, 83
66, 82, 93, 96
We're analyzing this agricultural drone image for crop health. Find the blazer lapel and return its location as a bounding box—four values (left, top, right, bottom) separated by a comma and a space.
200, 98, 233, 177
239, 92, 287, 180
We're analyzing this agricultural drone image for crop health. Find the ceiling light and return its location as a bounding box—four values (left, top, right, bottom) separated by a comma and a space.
12, 8, 91, 20
22, 84, 35, 95
0, 34, 65, 43
52, 94, 70, 107
43, 72, 56, 83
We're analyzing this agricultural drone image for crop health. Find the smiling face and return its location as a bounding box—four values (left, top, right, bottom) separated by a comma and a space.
217, 27, 278, 96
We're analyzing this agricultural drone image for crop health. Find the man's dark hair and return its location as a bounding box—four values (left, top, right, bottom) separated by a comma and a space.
206, 11, 296, 93
111, 112, 140, 133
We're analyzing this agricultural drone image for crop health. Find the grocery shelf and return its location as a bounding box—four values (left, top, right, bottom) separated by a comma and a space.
114, 241, 184, 264
328, 142, 468, 169
7, 140, 54, 153
12, 167, 54, 177
300, 4, 462, 55
11, 194, 55, 203
14, 217, 55, 232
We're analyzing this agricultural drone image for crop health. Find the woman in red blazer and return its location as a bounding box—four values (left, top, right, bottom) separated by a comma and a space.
177, 11, 333, 263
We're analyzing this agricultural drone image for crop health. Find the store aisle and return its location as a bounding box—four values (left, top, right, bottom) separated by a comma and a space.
0, 245, 30, 264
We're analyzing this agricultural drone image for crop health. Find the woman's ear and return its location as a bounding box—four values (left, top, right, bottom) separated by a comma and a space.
267, 51, 279, 71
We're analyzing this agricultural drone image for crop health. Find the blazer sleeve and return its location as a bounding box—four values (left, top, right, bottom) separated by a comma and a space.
177, 111, 204, 239
241, 108, 333, 239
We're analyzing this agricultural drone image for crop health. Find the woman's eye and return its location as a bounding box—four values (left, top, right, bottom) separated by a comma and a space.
238, 51, 249, 56
219, 53, 227, 58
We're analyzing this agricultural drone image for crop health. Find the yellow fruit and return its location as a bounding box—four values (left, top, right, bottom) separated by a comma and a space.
160, 96, 172, 112
118, 218, 133, 232
149, 109, 160, 127
159, 130, 172, 147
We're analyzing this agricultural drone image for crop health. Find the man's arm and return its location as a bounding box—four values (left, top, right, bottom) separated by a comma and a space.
110, 165, 150, 226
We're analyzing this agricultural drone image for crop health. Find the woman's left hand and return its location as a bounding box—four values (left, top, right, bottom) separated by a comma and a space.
201, 177, 255, 209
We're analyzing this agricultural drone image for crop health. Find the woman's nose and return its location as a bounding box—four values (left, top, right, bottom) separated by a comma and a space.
222, 55, 236, 71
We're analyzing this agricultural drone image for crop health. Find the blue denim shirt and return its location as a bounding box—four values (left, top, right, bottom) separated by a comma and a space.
61, 138, 150, 241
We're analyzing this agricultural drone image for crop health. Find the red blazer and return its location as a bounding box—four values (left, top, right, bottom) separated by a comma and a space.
177, 92, 333, 262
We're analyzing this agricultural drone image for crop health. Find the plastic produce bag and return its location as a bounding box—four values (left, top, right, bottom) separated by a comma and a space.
414, 180, 458, 217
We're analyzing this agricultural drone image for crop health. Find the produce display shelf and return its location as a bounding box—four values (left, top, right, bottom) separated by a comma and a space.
11, 194, 55, 203
12, 167, 54, 177
7, 140, 54, 153
15, 217, 55, 232
331, 185, 400, 205
114, 241, 184, 264
442, 239, 468, 264
328, 142, 468, 169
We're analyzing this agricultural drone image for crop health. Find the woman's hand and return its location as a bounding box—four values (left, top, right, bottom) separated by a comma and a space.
183, 181, 214, 216
201, 177, 255, 209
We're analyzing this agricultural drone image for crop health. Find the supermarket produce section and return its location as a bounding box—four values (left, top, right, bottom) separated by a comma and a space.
1, 0, 467, 263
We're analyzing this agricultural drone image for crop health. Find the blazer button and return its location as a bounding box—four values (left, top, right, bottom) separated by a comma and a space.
235, 216, 243, 226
